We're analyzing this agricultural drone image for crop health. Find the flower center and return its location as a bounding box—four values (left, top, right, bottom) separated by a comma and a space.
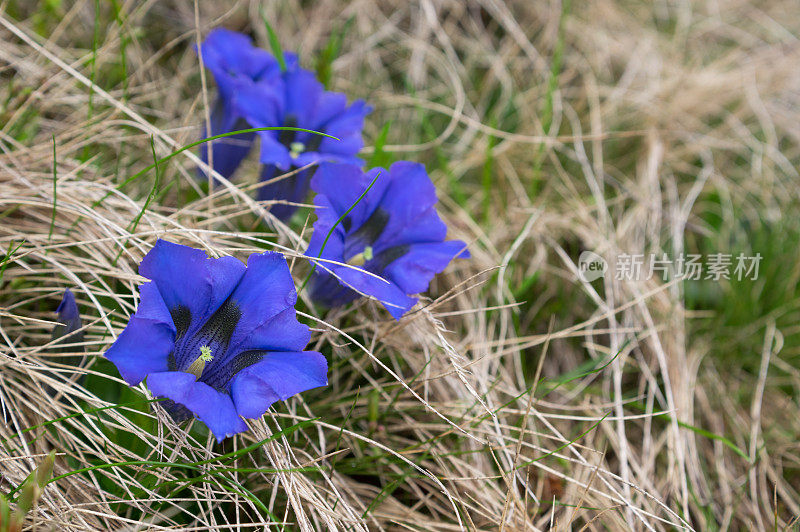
347, 246, 373, 267
186, 345, 214, 379
289, 141, 306, 158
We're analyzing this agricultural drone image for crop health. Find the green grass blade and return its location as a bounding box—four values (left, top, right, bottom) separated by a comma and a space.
260, 9, 286, 72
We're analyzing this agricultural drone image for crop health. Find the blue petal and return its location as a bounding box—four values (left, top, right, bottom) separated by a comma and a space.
147, 371, 248, 442
379, 206, 446, 247
333, 265, 417, 320
139, 240, 246, 325
257, 166, 314, 220
305, 194, 346, 259
257, 134, 293, 170
314, 92, 348, 125
317, 99, 370, 158
199, 99, 255, 180
310, 163, 390, 230
230, 351, 327, 418
199, 29, 279, 99
233, 80, 284, 127
237, 306, 311, 357
282, 52, 300, 72
55, 288, 81, 335
308, 269, 359, 308
292, 151, 324, 168
383, 240, 469, 296
283, 69, 324, 125
372, 161, 443, 247
319, 99, 370, 139
224, 252, 309, 355
317, 134, 365, 160
105, 283, 176, 385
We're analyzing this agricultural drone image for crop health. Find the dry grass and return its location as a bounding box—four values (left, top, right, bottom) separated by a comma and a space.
1, 0, 799, 530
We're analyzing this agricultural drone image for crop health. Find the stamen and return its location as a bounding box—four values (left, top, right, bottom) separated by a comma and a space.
347, 246, 373, 267
186, 345, 213, 379
289, 141, 306, 158
199, 345, 213, 361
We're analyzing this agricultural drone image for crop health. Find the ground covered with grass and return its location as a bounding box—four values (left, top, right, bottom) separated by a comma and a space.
1, 1, 800, 530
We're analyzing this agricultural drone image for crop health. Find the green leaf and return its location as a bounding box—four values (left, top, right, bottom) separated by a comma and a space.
260, 9, 286, 72
368, 121, 393, 169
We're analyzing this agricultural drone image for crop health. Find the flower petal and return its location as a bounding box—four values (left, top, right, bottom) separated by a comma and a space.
139, 240, 246, 325
199, 99, 255, 180
379, 206, 446, 247
373, 161, 443, 247
242, 306, 311, 353
234, 80, 284, 128
258, 166, 313, 220
308, 269, 359, 308
230, 351, 327, 419
305, 194, 346, 259
53, 288, 82, 342
105, 283, 175, 385
318, 99, 371, 156
283, 69, 324, 125
314, 91, 348, 126
384, 240, 469, 296
202, 304, 312, 393
147, 371, 248, 442
333, 265, 418, 320
257, 134, 293, 170
199, 29, 279, 99
310, 163, 390, 230
224, 252, 309, 354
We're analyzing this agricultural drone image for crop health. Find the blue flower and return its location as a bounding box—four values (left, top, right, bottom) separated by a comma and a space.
105, 240, 328, 441
234, 60, 371, 219
52, 289, 83, 346
305, 162, 469, 320
197, 29, 283, 180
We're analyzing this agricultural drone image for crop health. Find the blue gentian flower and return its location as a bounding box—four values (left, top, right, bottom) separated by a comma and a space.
234, 60, 371, 219
197, 29, 282, 180
52, 289, 83, 346
105, 240, 328, 441
305, 162, 469, 320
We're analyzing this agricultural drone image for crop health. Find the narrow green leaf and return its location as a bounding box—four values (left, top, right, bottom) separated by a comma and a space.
0, 240, 24, 286
260, 9, 286, 72
315, 16, 355, 88
368, 121, 392, 169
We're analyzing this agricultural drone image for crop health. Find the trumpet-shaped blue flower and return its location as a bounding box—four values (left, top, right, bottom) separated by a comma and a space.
197, 28, 282, 180
234, 60, 371, 219
197, 28, 371, 220
306, 162, 469, 319
105, 240, 327, 441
